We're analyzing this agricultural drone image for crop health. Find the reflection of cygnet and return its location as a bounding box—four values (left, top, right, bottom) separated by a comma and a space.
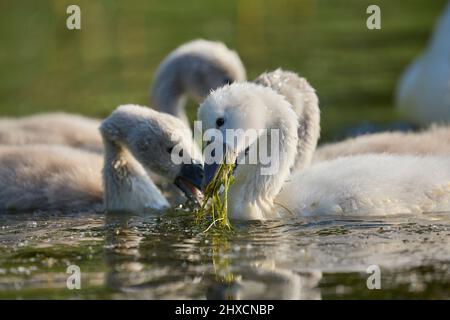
207, 265, 322, 300
104, 214, 145, 291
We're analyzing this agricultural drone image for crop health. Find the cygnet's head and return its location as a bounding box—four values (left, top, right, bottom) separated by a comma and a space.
152, 39, 246, 102
198, 83, 299, 188
100, 104, 204, 200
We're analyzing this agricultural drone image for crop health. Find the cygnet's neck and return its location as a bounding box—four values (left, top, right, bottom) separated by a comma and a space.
291, 83, 320, 171
254, 71, 320, 171
151, 73, 189, 126
102, 139, 169, 212
228, 110, 299, 220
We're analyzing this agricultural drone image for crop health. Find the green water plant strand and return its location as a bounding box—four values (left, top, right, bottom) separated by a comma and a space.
197, 161, 236, 231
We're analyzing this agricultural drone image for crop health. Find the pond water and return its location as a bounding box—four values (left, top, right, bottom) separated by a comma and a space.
1, 210, 449, 299
1, 0, 450, 300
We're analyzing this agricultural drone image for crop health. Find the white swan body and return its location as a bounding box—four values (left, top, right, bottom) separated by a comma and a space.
0, 40, 245, 152
199, 83, 450, 220
396, 2, 450, 125
0, 105, 203, 213
313, 125, 450, 162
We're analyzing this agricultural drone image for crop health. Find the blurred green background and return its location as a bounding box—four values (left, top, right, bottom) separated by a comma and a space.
0, 0, 446, 141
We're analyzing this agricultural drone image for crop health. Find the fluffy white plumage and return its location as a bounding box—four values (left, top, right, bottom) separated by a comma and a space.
278, 154, 450, 216
0, 143, 169, 213
0, 145, 105, 212
200, 82, 450, 220
254, 69, 320, 171
313, 125, 450, 162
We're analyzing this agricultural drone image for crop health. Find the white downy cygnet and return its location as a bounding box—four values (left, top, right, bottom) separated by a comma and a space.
199, 83, 450, 220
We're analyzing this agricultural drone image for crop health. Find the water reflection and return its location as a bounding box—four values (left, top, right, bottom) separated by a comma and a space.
0, 211, 449, 299
102, 212, 323, 299
103, 213, 145, 291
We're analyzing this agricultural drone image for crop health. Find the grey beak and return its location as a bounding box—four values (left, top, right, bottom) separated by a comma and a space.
180, 163, 204, 189
202, 141, 227, 191
174, 163, 204, 203
202, 162, 220, 191
202, 142, 240, 191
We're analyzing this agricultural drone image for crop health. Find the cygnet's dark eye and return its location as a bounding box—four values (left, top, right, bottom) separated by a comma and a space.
216, 117, 225, 128
167, 146, 174, 154
178, 149, 184, 157
223, 77, 233, 85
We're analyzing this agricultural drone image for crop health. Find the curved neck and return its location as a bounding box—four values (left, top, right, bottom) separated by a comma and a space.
151, 61, 189, 126
102, 139, 168, 212
293, 88, 320, 171
229, 115, 298, 220
254, 72, 320, 172
151, 67, 189, 125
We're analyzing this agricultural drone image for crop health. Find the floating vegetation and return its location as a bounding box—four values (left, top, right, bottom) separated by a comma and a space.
196, 161, 236, 231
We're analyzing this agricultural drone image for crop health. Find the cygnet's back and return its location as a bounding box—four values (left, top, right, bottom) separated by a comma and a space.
0, 145, 103, 212
279, 154, 450, 216
313, 125, 450, 163
0, 113, 103, 153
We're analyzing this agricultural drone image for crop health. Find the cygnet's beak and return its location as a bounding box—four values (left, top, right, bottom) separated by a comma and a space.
174, 163, 204, 204
202, 141, 226, 191
202, 143, 244, 191
202, 162, 220, 191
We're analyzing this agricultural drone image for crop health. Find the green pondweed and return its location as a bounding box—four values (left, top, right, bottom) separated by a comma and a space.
196, 161, 236, 232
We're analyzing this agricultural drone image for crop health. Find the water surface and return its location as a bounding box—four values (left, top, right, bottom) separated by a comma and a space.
1, 210, 449, 299
1, 0, 449, 299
